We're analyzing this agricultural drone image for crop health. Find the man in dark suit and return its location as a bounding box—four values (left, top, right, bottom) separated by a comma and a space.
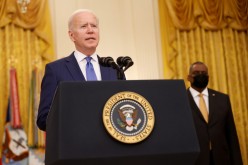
187, 61, 243, 165
36, 9, 125, 131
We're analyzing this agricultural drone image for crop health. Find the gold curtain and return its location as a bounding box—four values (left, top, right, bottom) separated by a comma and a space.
0, 0, 55, 154
158, 0, 248, 164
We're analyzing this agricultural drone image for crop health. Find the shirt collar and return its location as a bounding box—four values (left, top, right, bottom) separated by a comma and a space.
189, 87, 209, 98
74, 50, 98, 62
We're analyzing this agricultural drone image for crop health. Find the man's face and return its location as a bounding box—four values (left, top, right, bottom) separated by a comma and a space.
189, 64, 208, 78
188, 63, 209, 89
69, 12, 99, 54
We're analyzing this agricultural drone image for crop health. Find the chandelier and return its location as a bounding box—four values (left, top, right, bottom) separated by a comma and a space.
17, 0, 30, 13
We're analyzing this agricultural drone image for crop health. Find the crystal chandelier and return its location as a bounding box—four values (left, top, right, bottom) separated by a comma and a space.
17, 0, 30, 13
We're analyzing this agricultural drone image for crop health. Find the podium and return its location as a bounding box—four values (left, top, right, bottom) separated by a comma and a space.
46, 80, 200, 165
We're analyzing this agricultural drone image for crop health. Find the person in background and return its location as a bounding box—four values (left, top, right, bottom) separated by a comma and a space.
36, 9, 124, 131
187, 61, 243, 165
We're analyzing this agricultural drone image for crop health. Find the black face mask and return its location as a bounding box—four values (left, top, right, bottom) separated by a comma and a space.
192, 74, 209, 89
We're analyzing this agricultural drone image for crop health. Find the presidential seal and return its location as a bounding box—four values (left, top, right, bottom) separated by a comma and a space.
102, 91, 155, 144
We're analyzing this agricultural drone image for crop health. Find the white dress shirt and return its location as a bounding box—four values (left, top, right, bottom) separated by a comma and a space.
189, 87, 209, 113
74, 50, 102, 80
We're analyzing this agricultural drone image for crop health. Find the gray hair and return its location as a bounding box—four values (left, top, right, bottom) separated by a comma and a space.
68, 9, 99, 30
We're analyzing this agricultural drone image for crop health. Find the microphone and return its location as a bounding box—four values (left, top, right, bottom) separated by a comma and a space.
99, 57, 119, 70
116, 56, 134, 71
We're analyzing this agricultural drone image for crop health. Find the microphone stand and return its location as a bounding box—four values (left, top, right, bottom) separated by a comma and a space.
117, 68, 125, 80
99, 56, 125, 80
98, 56, 131, 80
116, 56, 133, 80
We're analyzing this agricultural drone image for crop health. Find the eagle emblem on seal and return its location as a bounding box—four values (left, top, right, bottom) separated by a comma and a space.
117, 104, 142, 131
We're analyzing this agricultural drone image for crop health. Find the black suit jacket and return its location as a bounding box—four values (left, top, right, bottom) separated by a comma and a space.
187, 88, 243, 165
37, 52, 124, 131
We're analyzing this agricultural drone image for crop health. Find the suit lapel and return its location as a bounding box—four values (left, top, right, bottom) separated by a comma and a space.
100, 65, 110, 80
65, 53, 86, 81
207, 89, 216, 125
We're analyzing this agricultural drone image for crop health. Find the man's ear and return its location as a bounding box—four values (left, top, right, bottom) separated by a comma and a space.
187, 75, 192, 82
68, 31, 75, 42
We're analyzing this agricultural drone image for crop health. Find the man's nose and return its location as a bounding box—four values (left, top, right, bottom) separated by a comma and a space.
87, 26, 93, 32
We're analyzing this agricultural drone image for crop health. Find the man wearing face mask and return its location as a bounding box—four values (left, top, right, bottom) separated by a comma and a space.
187, 61, 243, 165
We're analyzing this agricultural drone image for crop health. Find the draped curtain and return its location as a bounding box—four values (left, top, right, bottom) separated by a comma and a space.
158, 0, 248, 164
0, 0, 55, 154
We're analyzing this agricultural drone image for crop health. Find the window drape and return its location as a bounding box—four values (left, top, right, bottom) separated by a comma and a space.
158, 0, 248, 164
0, 0, 55, 154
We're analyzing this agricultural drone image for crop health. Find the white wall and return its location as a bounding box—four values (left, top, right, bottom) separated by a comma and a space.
49, 0, 163, 80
